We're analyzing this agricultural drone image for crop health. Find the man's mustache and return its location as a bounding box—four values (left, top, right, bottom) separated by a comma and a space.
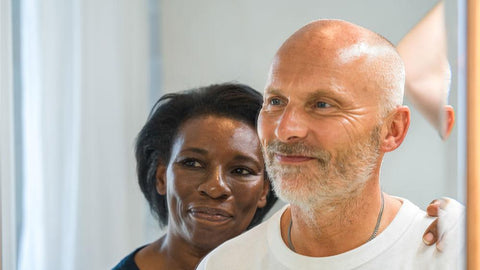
265, 140, 332, 162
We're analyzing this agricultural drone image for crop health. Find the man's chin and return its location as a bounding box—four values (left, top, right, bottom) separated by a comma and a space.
273, 177, 368, 208
272, 180, 320, 203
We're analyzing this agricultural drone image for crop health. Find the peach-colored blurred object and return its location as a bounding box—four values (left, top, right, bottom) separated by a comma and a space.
397, 1, 454, 139
467, 0, 480, 268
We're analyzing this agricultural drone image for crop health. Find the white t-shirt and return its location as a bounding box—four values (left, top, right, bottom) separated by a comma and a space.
197, 198, 464, 270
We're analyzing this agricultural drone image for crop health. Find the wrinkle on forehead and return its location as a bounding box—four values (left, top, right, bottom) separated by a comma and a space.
337, 42, 393, 65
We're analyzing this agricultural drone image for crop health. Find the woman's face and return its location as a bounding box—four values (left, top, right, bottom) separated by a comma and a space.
156, 115, 269, 251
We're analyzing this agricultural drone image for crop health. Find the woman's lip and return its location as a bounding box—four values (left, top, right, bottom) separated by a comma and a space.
188, 207, 233, 222
275, 154, 315, 163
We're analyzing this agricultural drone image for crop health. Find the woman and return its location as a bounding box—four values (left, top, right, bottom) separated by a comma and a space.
113, 83, 277, 270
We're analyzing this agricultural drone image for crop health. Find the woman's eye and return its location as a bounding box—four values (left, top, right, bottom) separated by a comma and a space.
181, 159, 202, 168
231, 167, 254, 175
316, 101, 331, 108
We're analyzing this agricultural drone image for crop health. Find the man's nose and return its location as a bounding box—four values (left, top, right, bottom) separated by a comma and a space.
197, 167, 232, 200
274, 106, 308, 142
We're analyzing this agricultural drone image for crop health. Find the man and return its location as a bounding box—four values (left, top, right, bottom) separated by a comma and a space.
196, 19, 464, 269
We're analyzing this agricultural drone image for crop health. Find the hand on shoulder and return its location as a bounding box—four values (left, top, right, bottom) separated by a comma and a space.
422, 197, 465, 250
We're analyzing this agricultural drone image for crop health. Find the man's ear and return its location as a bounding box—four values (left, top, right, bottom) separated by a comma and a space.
156, 165, 167, 195
381, 106, 410, 152
257, 178, 270, 209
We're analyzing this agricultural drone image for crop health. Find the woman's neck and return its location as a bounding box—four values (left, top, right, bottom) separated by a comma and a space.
135, 233, 211, 270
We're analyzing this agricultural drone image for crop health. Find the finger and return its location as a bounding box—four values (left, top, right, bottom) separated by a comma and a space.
437, 197, 451, 210
435, 198, 465, 251
426, 197, 451, 217
423, 218, 439, 246
426, 202, 440, 217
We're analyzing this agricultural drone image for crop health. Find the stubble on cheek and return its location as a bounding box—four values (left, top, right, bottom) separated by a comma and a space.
263, 126, 381, 210
263, 141, 332, 206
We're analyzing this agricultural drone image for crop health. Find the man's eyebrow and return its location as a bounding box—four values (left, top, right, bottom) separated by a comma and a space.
306, 87, 345, 100
306, 90, 333, 100
264, 88, 284, 96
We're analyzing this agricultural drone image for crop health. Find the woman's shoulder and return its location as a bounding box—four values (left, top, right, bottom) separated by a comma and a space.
111, 245, 147, 270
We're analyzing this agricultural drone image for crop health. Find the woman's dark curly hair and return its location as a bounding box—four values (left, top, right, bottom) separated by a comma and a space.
135, 83, 277, 229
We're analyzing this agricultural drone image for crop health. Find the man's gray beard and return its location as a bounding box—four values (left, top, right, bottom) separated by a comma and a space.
264, 128, 381, 214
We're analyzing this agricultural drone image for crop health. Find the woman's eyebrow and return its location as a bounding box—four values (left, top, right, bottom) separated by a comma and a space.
232, 154, 261, 164
231, 155, 263, 171
179, 147, 208, 155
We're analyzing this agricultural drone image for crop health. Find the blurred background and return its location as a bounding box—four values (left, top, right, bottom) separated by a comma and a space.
1, 0, 466, 269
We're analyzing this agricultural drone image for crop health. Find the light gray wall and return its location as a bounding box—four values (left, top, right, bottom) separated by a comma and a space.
157, 0, 460, 209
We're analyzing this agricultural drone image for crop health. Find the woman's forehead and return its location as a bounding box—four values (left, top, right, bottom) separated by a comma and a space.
175, 115, 261, 154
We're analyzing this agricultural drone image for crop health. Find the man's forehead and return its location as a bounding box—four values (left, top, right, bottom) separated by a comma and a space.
271, 42, 377, 76
337, 42, 394, 65
264, 83, 348, 99
265, 58, 354, 91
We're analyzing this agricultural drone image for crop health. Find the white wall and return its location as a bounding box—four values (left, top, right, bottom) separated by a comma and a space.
157, 0, 460, 210
1, 0, 17, 268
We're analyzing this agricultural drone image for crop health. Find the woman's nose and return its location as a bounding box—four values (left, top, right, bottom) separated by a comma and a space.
197, 167, 232, 200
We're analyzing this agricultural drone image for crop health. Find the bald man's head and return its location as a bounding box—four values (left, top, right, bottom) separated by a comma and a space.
268, 19, 405, 117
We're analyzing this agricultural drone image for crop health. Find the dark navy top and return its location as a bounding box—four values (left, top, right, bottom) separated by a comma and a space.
112, 245, 146, 270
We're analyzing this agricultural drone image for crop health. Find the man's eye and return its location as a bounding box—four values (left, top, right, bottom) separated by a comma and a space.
269, 98, 282, 106
316, 101, 331, 108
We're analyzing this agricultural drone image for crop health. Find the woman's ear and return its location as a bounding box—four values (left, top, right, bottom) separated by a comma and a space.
156, 165, 167, 195
381, 106, 411, 152
257, 178, 270, 209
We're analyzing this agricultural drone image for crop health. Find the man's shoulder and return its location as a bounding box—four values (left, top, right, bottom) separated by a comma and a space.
219, 214, 271, 249
394, 196, 465, 233
197, 206, 286, 270
384, 196, 465, 269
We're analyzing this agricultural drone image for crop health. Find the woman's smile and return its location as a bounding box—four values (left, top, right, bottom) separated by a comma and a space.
188, 207, 234, 223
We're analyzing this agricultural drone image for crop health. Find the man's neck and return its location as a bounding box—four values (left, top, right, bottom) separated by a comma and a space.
281, 182, 402, 257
